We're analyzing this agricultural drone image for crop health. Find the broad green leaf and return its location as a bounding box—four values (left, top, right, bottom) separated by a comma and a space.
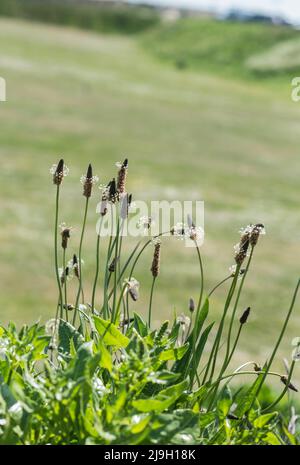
130, 414, 151, 434
158, 343, 189, 361
93, 316, 129, 348
132, 380, 188, 413
97, 339, 113, 372
191, 322, 214, 373
172, 300, 210, 375
253, 412, 277, 429
58, 320, 84, 354
133, 313, 148, 338
265, 431, 282, 445
235, 372, 264, 417
194, 298, 209, 336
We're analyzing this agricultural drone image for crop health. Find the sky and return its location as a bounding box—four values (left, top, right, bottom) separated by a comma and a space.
129, 0, 300, 24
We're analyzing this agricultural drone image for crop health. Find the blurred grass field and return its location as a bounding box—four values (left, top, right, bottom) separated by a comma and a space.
0, 15, 300, 368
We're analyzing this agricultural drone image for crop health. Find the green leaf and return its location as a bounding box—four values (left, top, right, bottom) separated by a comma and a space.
235, 372, 264, 417
253, 412, 277, 429
132, 380, 188, 413
191, 322, 214, 372
265, 431, 282, 445
158, 343, 189, 362
97, 339, 113, 372
58, 320, 84, 354
93, 316, 129, 348
194, 298, 209, 336
133, 313, 148, 337
172, 300, 210, 375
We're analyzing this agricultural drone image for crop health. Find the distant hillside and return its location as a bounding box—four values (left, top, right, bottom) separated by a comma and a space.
0, 0, 159, 34
142, 18, 300, 79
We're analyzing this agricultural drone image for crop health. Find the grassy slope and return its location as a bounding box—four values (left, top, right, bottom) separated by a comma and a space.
143, 18, 300, 79
0, 18, 300, 371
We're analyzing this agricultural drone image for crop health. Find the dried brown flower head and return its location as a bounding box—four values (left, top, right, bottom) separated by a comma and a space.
280, 376, 298, 392
109, 257, 119, 273
189, 298, 195, 313
52, 159, 66, 185
250, 223, 265, 247
239, 307, 250, 325
60, 226, 71, 249
117, 158, 128, 194
151, 242, 161, 278
72, 254, 79, 278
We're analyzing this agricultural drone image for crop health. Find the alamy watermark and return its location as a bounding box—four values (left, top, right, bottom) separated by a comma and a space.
95, 198, 205, 248
291, 77, 300, 102
0, 77, 6, 102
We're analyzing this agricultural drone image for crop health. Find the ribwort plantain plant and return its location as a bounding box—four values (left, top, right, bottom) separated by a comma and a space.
0, 159, 299, 445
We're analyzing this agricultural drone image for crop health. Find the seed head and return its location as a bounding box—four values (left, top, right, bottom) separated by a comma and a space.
60, 225, 72, 249
109, 257, 119, 273
253, 363, 262, 372
250, 223, 265, 247
81, 164, 98, 198
239, 307, 250, 325
108, 178, 118, 203
151, 241, 161, 278
189, 298, 195, 313
234, 230, 250, 266
280, 376, 298, 392
125, 278, 139, 302
51, 159, 69, 185
72, 254, 79, 278
117, 158, 128, 194
60, 266, 69, 285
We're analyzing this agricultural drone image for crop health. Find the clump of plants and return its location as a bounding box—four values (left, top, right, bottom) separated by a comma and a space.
0, 158, 299, 445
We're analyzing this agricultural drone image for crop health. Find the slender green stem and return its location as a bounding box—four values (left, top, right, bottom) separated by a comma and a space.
63, 248, 68, 322
208, 269, 241, 382
207, 324, 243, 409
262, 361, 296, 413
148, 277, 156, 328
189, 244, 204, 387
108, 241, 140, 301
208, 275, 232, 298
91, 231, 101, 314
207, 250, 255, 406
54, 185, 63, 320
202, 267, 240, 385
249, 279, 300, 410
103, 235, 113, 319
73, 197, 89, 325
111, 218, 120, 323
125, 231, 169, 322
225, 324, 242, 369
223, 248, 254, 371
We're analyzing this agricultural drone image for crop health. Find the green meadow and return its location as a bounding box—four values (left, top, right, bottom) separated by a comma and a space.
0, 15, 300, 370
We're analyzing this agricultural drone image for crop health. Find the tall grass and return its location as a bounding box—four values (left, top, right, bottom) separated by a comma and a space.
0, 158, 299, 445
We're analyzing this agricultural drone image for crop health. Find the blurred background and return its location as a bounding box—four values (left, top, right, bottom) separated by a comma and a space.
0, 0, 300, 372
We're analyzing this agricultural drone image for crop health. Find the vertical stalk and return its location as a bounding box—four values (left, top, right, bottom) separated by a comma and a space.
148, 276, 156, 328
249, 279, 300, 410
73, 197, 89, 325
202, 267, 240, 385
189, 244, 204, 387
91, 218, 103, 314
54, 185, 63, 320
223, 248, 254, 370
111, 217, 120, 323
63, 248, 68, 322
